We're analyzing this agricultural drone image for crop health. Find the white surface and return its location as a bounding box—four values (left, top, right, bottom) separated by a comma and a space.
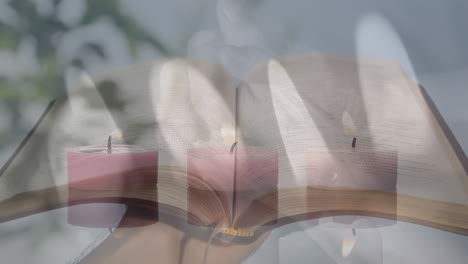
0, 207, 111, 264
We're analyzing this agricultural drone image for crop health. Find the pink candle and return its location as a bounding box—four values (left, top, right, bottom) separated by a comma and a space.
187, 147, 278, 227
307, 147, 397, 190
67, 145, 158, 228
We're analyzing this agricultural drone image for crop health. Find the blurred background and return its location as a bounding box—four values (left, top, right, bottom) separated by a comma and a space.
0, 1, 468, 263
1, 0, 468, 166
0, 0, 173, 164
1, 0, 468, 167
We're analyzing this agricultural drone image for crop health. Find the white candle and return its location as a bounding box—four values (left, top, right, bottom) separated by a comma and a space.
307, 147, 397, 191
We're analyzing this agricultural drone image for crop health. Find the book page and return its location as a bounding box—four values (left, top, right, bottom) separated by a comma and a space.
237, 53, 468, 205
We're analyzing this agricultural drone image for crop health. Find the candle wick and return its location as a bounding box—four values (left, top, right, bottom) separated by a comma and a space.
352, 228, 356, 236
107, 136, 112, 154
351, 137, 357, 149
230, 141, 238, 154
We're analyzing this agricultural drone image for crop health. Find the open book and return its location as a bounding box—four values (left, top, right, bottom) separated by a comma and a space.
1, 54, 468, 243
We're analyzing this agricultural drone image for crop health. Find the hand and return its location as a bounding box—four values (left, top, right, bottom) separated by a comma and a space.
80, 221, 270, 264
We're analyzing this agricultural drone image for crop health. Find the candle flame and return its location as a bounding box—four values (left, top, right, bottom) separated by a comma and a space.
110, 131, 123, 139
342, 111, 357, 137
221, 123, 236, 144
341, 236, 356, 258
